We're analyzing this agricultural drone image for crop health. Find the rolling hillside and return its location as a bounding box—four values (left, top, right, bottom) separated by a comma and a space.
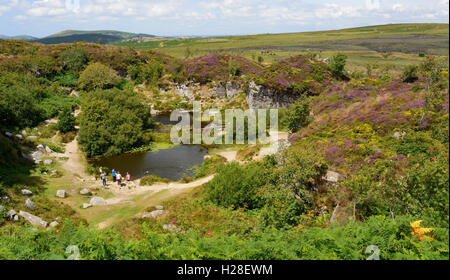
32, 30, 157, 44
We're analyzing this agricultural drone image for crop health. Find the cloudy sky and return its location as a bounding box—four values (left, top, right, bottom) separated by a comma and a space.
0, 0, 448, 37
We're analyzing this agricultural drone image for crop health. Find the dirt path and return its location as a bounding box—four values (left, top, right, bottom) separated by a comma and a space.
61, 138, 88, 177
105, 175, 215, 205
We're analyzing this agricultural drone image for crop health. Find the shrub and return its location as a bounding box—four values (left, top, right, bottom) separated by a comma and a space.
402, 65, 419, 83
78, 88, 153, 157
77, 62, 120, 91
59, 48, 88, 74
206, 162, 269, 209
285, 97, 312, 133
328, 53, 348, 79
57, 107, 76, 133
140, 175, 170, 186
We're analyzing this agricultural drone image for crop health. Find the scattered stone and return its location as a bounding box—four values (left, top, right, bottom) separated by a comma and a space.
90, 197, 106, 206
55, 216, 61, 221
204, 155, 212, 160
163, 224, 184, 234
83, 203, 92, 209
49, 221, 59, 228
4, 132, 13, 138
44, 159, 53, 165
324, 171, 342, 183
26, 136, 37, 141
25, 198, 35, 209
37, 144, 45, 150
143, 210, 165, 218
56, 190, 66, 198
155, 205, 164, 210
13, 215, 19, 222
44, 119, 58, 125
1, 196, 10, 202
393, 131, 406, 140
19, 211, 48, 228
30, 151, 44, 160
21, 130, 27, 136
45, 146, 54, 153
21, 189, 33, 196
15, 134, 23, 140
80, 188, 90, 195
7, 210, 17, 219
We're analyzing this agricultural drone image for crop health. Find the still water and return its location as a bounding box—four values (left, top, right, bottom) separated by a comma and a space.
92, 145, 207, 181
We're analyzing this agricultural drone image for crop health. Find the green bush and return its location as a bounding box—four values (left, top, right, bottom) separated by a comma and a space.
78, 88, 153, 157
140, 175, 170, 186
206, 162, 269, 209
284, 97, 312, 133
78, 62, 120, 91
57, 107, 76, 133
402, 65, 419, 83
328, 53, 347, 79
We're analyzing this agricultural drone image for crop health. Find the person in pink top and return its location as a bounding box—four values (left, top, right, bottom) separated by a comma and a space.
126, 172, 131, 182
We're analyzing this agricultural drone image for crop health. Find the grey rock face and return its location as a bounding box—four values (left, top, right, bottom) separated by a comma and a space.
90, 197, 106, 206
19, 211, 48, 228
246, 81, 299, 109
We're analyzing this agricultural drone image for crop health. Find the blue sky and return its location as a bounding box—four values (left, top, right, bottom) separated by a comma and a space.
0, 0, 448, 37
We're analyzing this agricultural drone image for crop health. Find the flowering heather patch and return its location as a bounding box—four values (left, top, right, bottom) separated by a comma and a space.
257, 55, 332, 95
182, 53, 263, 84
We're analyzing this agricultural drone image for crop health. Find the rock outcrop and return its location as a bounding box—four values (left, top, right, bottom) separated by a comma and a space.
246, 81, 300, 109
18, 211, 48, 228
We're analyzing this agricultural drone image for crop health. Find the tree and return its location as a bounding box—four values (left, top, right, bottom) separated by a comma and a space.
328, 53, 347, 79
77, 62, 120, 91
57, 107, 76, 133
285, 98, 312, 133
59, 48, 88, 74
78, 89, 153, 157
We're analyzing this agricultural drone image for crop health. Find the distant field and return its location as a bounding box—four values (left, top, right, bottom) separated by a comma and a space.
113, 23, 449, 72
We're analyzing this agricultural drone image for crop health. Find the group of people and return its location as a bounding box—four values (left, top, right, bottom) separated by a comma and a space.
99, 167, 131, 188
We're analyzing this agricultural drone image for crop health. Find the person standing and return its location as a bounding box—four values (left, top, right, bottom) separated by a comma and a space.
126, 172, 131, 182
112, 169, 116, 182
116, 172, 122, 186
101, 172, 107, 187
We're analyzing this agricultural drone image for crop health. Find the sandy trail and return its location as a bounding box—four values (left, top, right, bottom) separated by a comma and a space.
61, 138, 88, 177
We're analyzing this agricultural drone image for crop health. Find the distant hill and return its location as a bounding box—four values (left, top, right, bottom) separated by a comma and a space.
32, 30, 157, 44
0, 35, 38, 41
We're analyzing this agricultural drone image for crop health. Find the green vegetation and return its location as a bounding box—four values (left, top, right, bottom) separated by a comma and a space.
78, 89, 153, 157
140, 175, 170, 186
57, 107, 76, 133
78, 63, 120, 91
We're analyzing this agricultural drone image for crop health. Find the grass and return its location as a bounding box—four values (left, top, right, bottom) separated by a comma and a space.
113, 23, 449, 71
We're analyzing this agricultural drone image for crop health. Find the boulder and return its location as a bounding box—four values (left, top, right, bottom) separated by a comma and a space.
18, 211, 48, 228
26, 136, 37, 141
49, 221, 59, 228
25, 198, 35, 209
45, 146, 54, 153
324, 171, 341, 183
44, 159, 53, 165
21, 130, 27, 136
13, 215, 19, 222
21, 189, 33, 196
143, 210, 165, 218
7, 210, 17, 219
15, 134, 23, 140
155, 205, 164, 210
37, 144, 45, 150
80, 188, 90, 195
393, 131, 406, 140
90, 197, 106, 206
83, 203, 93, 209
56, 190, 66, 198
30, 151, 44, 160
44, 119, 58, 125
4, 132, 13, 138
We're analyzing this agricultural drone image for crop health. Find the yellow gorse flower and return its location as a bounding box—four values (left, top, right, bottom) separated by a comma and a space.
410, 220, 434, 241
